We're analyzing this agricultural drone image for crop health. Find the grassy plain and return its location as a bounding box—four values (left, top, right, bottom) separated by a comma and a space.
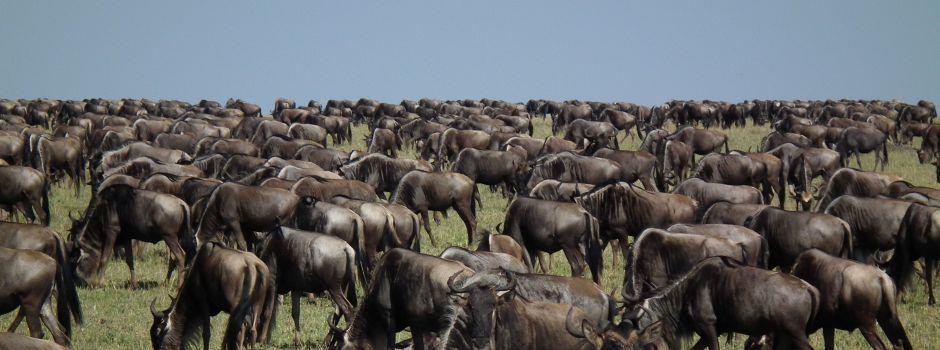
2, 118, 938, 349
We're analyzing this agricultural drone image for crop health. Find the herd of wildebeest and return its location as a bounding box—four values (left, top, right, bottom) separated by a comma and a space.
0, 96, 939, 349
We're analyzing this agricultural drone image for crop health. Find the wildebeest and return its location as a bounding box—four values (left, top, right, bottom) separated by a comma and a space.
746, 207, 852, 272
330, 248, 474, 350
792, 249, 912, 350
437, 128, 493, 162
666, 223, 768, 267
69, 184, 193, 289
0, 165, 50, 225
196, 182, 299, 251
666, 126, 729, 162
575, 183, 697, 260
592, 148, 658, 191
329, 195, 412, 281
451, 146, 528, 196
890, 203, 940, 305
439, 246, 528, 273
823, 195, 913, 265
525, 152, 624, 190
0, 247, 71, 346
499, 196, 603, 283
564, 119, 619, 150
365, 128, 401, 158
836, 126, 889, 171
619, 257, 819, 350
28, 135, 85, 195
258, 226, 358, 346
150, 242, 276, 350
701, 201, 769, 226
672, 178, 763, 220
290, 176, 378, 202
392, 171, 478, 246
339, 153, 433, 198
813, 168, 901, 212
528, 179, 595, 201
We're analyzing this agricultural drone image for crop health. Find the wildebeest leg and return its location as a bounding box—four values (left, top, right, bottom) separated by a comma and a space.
878, 311, 913, 350
536, 251, 551, 273
609, 239, 621, 267
562, 246, 586, 279
291, 291, 302, 346
123, 240, 137, 290
230, 223, 249, 252
454, 203, 476, 246
433, 211, 443, 225
420, 210, 434, 238
6, 309, 24, 332
23, 302, 45, 342
164, 239, 186, 288
98, 227, 119, 287
202, 315, 211, 350
327, 287, 355, 323
858, 324, 888, 350
40, 299, 68, 345
823, 327, 835, 350
927, 259, 936, 305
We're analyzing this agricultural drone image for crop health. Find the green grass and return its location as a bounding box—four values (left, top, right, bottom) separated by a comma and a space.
3, 118, 939, 349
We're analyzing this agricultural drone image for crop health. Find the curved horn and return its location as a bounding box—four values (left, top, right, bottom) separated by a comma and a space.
327, 314, 349, 333
447, 271, 473, 293
150, 298, 163, 318
494, 271, 517, 292
565, 307, 587, 338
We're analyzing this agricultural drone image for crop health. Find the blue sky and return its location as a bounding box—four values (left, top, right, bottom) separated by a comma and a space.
1, 1, 937, 107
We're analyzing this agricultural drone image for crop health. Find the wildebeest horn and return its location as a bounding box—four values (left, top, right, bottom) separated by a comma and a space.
494, 271, 516, 292
327, 314, 349, 333
150, 298, 164, 318
565, 306, 587, 338
447, 271, 471, 293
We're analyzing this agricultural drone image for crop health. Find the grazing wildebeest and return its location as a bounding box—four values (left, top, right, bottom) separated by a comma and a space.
28, 135, 84, 194
290, 176, 378, 202
836, 126, 889, 171
619, 257, 819, 350
528, 180, 595, 202
624, 228, 750, 301
672, 178, 763, 220
69, 184, 193, 289
813, 168, 901, 212
525, 152, 624, 191
366, 128, 402, 158
890, 203, 940, 305
451, 146, 528, 196
329, 248, 474, 350
564, 119, 619, 150
329, 195, 411, 282
150, 242, 276, 350
258, 226, 358, 346
575, 183, 697, 260
666, 223, 768, 267
196, 182, 299, 251
499, 196, 603, 283
701, 201, 770, 226
592, 148, 658, 191
746, 207, 852, 272
439, 246, 528, 273
788, 147, 842, 210
823, 195, 913, 265
792, 249, 912, 350
0, 247, 71, 346
392, 171, 478, 246
0, 222, 83, 331
0, 165, 50, 225
339, 153, 433, 198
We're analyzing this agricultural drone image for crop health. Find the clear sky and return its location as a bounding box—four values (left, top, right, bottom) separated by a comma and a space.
1, 1, 937, 107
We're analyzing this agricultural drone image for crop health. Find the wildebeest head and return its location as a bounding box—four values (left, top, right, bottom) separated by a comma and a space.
149, 298, 171, 348
565, 306, 664, 350
448, 269, 516, 350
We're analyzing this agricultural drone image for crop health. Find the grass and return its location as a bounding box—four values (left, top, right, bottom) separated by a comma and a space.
3, 117, 939, 349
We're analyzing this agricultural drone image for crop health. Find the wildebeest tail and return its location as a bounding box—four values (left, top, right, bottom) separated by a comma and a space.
890, 205, 918, 291
882, 136, 889, 167
838, 219, 853, 259
758, 234, 770, 269
180, 202, 196, 263
223, 267, 255, 350
409, 213, 421, 253
344, 245, 358, 308
260, 270, 278, 343
879, 274, 913, 350
345, 119, 352, 143
41, 176, 51, 226
583, 212, 603, 284
54, 235, 80, 337
353, 217, 370, 286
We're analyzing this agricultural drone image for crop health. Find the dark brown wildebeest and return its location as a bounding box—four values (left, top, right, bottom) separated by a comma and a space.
823, 195, 913, 265
599, 108, 639, 141
528, 180, 595, 202
554, 104, 593, 134
451, 146, 528, 197
101, 157, 204, 183
760, 131, 813, 152
623, 229, 750, 300
564, 119, 619, 150
260, 136, 322, 159
288, 123, 329, 145
890, 203, 940, 305
898, 122, 931, 145
154, 133, 198, 154
290, 176, 378, 202
672, 178, 763, 220
439, 246, 528, 274
28, 135, 84, 195
150, 242, 276, 350
294, 146, 361, 172
886, 180, 940, 206
437, 128, 493, 162
701, 201, 770, 226
194, 137, 259, 158
499, 196, 602, 283
618, 257, 819, 350
339, 153, 433, 198
666, 126, 728, 162
445, 281, 598, 350
592, 148, 658, 191
69, 184, 192, 289
0, 332, 68, 350
329, 196, 410, 282
730, 150, 786, 207
0, 131, 26, 165
0, 165, 50, 225
258, 226, 358, 346
328, 248, 474, 350
397, 119, 448, 148
0, 223, 83, 331
836, 126, 889, 171
575, 183, 697, 261
786, 147, 842, 210
366, 128, 402, 158
244, 119, 288, 144
792, 249, 912, 350
176, 177, 223, 206
666, 223, 768, 267
525, 152, 624, 191
693, 152, 781, 206
746, 207, 852, 272
133, 118, 173, 142
392, 171, 479, 246
196, 182, 299, 251
813, 168, 901, 212
475, 233, 526, 263
0, 247, 71, 346
310, 114, 352, 145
